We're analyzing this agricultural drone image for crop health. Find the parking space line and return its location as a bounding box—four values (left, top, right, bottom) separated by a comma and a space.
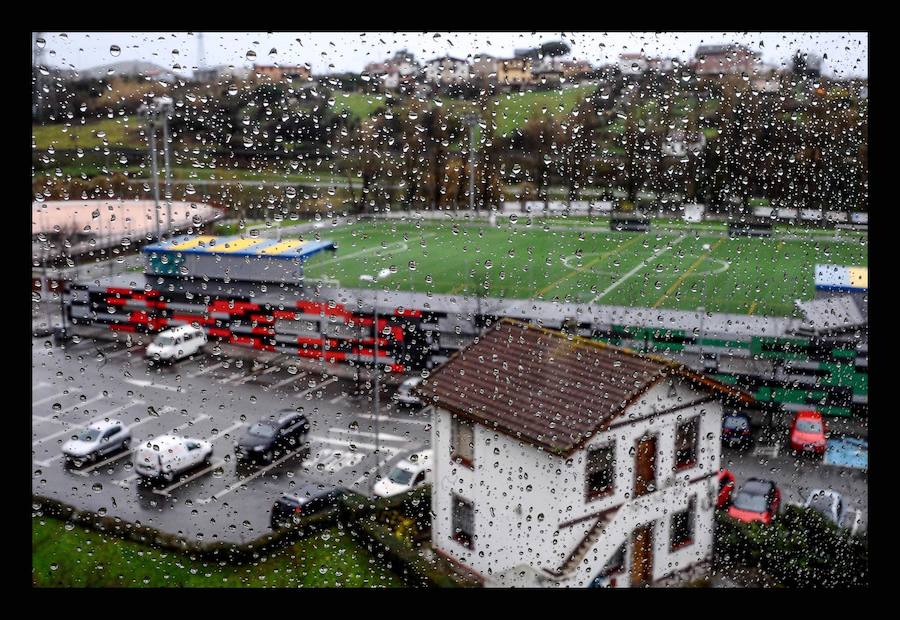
32, 381, 51, 391
33, 389, 83, 408
217, 371, 244, 384
329, 428, 409, 443
187, 360, 226, 378
68, 450, 132, 476
328, 395, 347, 405
269, 372, 307, 391
355, 413, 431, 426
310, 435, 401, 455
152, 459, 228, 497
32, 399, 143, 446
124, 378, 183, 393
201, 447, 307, 503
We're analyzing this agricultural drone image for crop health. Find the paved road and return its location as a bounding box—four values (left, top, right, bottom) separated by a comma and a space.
32, 335, 429, 544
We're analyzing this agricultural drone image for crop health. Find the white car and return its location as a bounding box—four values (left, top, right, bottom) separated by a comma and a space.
133, 434, 213, 482
803, 489, 849, 528
373, 450, 433, 498
145, 325, 207, 364
394, 376, 423, 407
62, 419, 132, 465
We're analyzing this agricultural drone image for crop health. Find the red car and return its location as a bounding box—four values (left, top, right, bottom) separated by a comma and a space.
789, 410, 827, 455
717, 469, 736, 509
727, 478, 781, 524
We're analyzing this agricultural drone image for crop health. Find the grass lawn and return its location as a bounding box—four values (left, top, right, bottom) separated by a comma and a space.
330, 92, 388, 122
491, 85, 598, 136
33, 517, 405, 588
32, 116, 141, 150
299, 219, 867, 317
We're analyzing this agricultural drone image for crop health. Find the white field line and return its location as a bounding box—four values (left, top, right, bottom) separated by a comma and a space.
308, 233, 437, 270
32, 400, 145, 446
591, 235, 687, 303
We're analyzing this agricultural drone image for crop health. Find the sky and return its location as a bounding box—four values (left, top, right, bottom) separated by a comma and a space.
33, 31, 869, 79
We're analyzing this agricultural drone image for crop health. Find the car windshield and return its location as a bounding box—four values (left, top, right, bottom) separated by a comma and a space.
733, 490, 769, 513
797, 420, 822, 433
248, 423, 277, 438
389, 467, 414, 485
724, 416, 749, 430
76, 428, 101, 442
154, 334, 176, 346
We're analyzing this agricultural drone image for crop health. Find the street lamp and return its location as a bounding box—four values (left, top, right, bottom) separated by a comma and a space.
360, 273, 383, 490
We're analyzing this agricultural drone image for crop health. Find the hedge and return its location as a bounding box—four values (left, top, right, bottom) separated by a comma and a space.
714, 506, 868, 588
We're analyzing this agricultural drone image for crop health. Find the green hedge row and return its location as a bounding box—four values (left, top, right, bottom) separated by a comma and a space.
714, 506, 868, 588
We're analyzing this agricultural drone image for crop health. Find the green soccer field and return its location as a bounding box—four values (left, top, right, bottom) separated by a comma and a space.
300, 220, 868, 317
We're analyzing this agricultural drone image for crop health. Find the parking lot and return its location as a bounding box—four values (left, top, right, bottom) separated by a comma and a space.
32, 331, 868, 543
32, 334, 430, 543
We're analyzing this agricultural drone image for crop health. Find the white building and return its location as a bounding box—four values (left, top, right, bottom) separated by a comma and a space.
618, 53, 648, 76
422, 319, 747, 588
662, 130, 707, 157
424, 56, 470, 86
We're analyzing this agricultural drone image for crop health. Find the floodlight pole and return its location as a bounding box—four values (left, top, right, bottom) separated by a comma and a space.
162, 111, 173, 237
148, 119, 162, 242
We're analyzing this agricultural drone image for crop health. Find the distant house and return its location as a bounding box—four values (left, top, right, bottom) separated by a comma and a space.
618, 53, 648, 76
253, 64, 311, 83
423, 319, 748, 588
366, 50, 421, 90
472, 53, 500, 82
424, 56, 470, 86
561, 59, 594, 82
497, 57, 534, 88
693, 44, 760, 76
647, 57, 674, 73
662, 130, 707, 157
194, 65, 251, 83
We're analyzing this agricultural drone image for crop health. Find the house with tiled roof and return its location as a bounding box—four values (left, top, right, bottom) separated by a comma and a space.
421, 318, 750, 587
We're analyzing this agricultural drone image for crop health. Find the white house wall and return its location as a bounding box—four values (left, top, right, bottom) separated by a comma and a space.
431, 377, 723, 587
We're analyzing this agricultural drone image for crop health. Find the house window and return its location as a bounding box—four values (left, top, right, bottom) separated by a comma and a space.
674, 417, 699, 470
670, 497, 696, 551
451, 416, 474, 468
585, 444, 616, 500
451, 494, 475, 549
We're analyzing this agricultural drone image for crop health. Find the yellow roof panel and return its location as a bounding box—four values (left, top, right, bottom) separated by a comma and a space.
214, 237, 268, 254
169, 235, 218, 251
259, 239, 305, 255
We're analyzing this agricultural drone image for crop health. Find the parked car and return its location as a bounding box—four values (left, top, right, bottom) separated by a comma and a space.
727, 478, 781, 524
803, 489, 847, 528
393, 376, 423, 407
145, 325, 207, 364
373, 450, 433, 498
236, 410, 310, 463
270, 484, 346, 530
133, 434, 213, 482
721, 411, 753, 449
789, 410, 827, 456
717, 469, 736, 509
62, 419, 131, 465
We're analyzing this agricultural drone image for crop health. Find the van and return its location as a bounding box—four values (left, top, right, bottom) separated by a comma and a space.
133, 434, 213, 482
145, 325, 207, 363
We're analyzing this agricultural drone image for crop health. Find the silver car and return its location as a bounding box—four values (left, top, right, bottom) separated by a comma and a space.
61, 419, 132, 465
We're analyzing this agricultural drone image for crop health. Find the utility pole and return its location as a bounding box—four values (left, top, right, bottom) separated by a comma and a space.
149, 125, 162, 241
466, 114, 477, 214
162, 111, 173, 236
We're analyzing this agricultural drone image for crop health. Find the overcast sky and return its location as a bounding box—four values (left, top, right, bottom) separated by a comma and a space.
34, 31, 869, 79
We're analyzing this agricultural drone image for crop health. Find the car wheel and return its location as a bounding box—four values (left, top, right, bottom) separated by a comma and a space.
163, 471, 174, 483
122, 439, 131, 452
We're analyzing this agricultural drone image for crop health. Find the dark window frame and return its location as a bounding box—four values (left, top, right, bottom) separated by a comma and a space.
674, 416, 700, 470
585, 443, 616, 501
451, 494, 475, 549
450, 416, 475, 469
670, 497, 696, 551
